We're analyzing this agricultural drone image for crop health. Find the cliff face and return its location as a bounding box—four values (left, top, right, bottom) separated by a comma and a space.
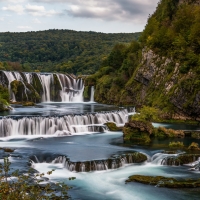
131, 48, 200, 119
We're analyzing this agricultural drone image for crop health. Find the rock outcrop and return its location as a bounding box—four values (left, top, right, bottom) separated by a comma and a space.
123, 120, 153, 144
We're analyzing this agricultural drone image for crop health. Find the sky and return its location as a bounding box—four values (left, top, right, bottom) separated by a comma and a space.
0, 0, 159, 33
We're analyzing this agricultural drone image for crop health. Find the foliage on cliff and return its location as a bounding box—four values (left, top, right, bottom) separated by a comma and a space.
140, 0, 200, 74
0, 29, 140, 75
86, 0, 200, 119
85, 41, 142, 105
0, 85, 9, 111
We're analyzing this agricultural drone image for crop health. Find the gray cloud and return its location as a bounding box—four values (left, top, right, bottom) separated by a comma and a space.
30, 0, 158, 22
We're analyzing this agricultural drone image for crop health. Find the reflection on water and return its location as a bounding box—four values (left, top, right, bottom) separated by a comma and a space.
4, 103, 120, 117
153, 122, 200, 131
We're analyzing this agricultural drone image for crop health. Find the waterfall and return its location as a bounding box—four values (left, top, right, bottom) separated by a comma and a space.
0, 109, 128, 137
90, 86, 95, 102
1, 71, 84, 103
56, 74, 84, 102
30, 151, 146, 172
39, 74, 53, 102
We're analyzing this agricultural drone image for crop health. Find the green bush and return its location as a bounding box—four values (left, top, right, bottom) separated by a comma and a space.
0, 157, 72, 199
169, 141, 184, 148
132, 106, 159, 122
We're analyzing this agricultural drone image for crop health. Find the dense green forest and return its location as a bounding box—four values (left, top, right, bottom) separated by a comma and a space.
85, 0, 200, 119
140, 0, 200, 74
0, 29, 140, 74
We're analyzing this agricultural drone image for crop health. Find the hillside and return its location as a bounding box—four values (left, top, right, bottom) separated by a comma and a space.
86, 0, 200, 120
0, 29, 140, 75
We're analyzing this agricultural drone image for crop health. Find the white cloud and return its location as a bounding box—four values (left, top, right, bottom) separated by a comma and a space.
2, 5, 24, 15
26, 4, 45, 12
25, 4, 59, 16
32, 18, 41, 23
0, 0, 26, 2
17, 25, 32, 29
0, 17, 4, 21
2, 3, 60, 17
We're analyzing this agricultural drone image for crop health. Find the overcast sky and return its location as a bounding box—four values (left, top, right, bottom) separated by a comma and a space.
0, 0, 159, 33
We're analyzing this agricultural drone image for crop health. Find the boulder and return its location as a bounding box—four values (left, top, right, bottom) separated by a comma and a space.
123, 120, 153, 144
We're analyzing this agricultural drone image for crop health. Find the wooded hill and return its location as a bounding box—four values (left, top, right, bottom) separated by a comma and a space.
0, 29, 140, 74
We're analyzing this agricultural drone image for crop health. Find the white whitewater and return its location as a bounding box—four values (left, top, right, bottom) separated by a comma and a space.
56, 74, 84, 102
39, 74, 53, 102
0, 109, 128, 137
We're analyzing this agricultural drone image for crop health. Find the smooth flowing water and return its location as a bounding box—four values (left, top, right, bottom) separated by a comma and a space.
0, 102, 200, 200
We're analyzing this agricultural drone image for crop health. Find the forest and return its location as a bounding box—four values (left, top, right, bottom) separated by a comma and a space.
0, 29, 140, 75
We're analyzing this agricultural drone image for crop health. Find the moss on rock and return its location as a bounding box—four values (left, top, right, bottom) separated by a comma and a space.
10, 80, 40, 102
188, 142, 199, 150
123, 120, 153, 144
105, 122, 122, 131
153, 126, 185, 138
22, 101, 35, 106
125, 175, 200, 188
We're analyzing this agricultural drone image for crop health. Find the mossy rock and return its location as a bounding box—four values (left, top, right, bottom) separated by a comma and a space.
130, 152, 147, 163
191, 132, 200, 139
188, 142, 199, 150
125, 175, 200, 188
22, 101, 36, 106
165, 154, 200, 165
0, 147, 15, 152
153, 127, 185, 138
83, 86, 90, 101
50, 74, 62, 101
169, 141, 184, 149
10, 80, 40, 102
123, 128, 151, 144
123, 120, 152, 144
105, 122, 122, 131
32, 73, 43, 95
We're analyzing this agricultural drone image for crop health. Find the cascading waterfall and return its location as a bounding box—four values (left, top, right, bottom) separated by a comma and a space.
39, 74, 53, 102
0, 109, 128, 137
1, 71, 84, 103
56, 74, 84, 102
30, 152, 146, 172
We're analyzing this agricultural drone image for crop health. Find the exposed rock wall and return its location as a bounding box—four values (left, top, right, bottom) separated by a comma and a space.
127, 48, 200, 120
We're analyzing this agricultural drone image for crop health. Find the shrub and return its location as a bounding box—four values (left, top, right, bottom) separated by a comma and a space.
188, 142, 199, 150
0, 157, 72, 199
169, 141, 184, 148
132, 106, 159, 122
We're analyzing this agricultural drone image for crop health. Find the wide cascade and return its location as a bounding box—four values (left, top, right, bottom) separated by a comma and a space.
0, 71, 84, 102
0, 109, 128, 137
30, 152, 147, 172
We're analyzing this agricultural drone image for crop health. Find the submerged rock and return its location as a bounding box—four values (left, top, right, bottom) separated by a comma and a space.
22, 101, 36, 106
125, 175, 200, 188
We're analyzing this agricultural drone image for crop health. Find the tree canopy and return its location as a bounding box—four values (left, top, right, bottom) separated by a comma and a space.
0, 29, 140, 75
